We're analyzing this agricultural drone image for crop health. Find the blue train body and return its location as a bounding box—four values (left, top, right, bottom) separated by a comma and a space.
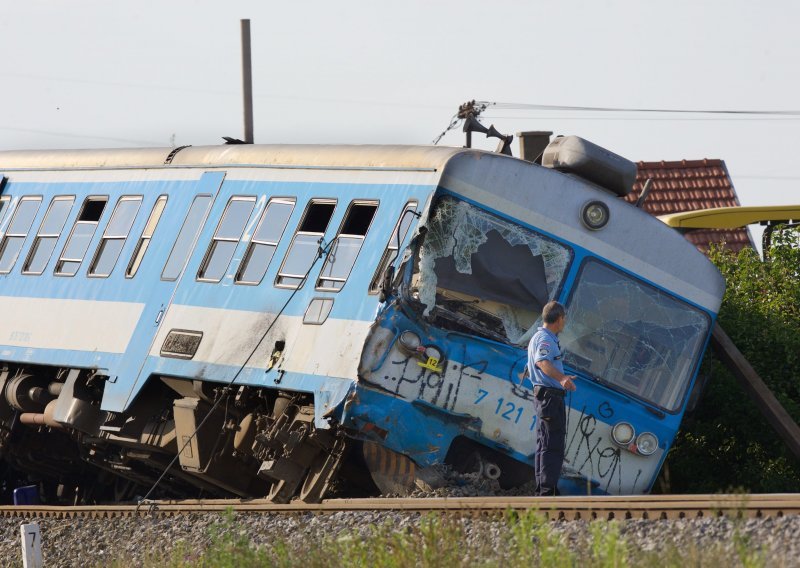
0, 144, 724, 502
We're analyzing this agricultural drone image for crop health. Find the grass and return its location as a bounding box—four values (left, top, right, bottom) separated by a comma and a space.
115, 509, 772, 568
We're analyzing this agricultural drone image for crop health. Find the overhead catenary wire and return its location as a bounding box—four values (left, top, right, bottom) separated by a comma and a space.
479, 101, 800, 116
0, 125, 162, 147
431, 112, 461, 145
485, 115, 800, 122
137, 237, 336, 510
433, 100, 800, 143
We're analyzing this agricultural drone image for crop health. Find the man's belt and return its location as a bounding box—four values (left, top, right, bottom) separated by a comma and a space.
533, 386, 566, 400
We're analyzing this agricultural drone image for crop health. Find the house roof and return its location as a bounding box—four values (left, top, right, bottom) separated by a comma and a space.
624, 158, 753, 253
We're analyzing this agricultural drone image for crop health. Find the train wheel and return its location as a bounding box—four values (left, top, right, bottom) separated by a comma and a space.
298, 439, 346, 503
265, 476, 304, 504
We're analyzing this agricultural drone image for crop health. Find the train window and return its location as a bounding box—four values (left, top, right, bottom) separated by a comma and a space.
0, 196, 9, 229
22, 196, 75, 275
88, 196, 142, 277
369, 201, 418, 294
560, 259, 711, 412
55, 196, 108, 276
0, 197, 42, 274
235, 198, 295, 285
412, 196, 573, 344
276, 200, 336, 288
162, 194, 213, 281
197, 196, 256, 282
317, 201, 378, 291
126, 195, 167, 278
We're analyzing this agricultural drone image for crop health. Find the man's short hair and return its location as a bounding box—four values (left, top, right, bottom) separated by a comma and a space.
542, 301, 566, 324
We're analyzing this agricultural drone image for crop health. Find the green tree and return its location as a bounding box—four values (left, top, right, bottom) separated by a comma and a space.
664, 226, 800, 493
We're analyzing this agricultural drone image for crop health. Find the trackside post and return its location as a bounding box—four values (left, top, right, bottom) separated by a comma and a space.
20, 522, 42, 568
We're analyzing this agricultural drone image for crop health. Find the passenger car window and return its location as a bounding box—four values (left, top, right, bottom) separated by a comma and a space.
276, 200, 336, 288
0, 196, 9, 229
369, 200, 417, 293
0, 197, 43, 274
23, 196, 75, 275
89, 196, 142, 277
235, 198, 295, 285
55, 197, 108, 276
317, 201, 378, 291
126, 195, 167, 278
162, 194, 213, 281
197, 196, 256, 282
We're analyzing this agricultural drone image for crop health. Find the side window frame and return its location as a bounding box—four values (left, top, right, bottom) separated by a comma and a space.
197, 195, 257, 283
275, 198, 337, 289
55, 196, 109, 277
368, 200, 418, 294
126, 195, 167, 279
235, 197, 296, 286
0, 196, 43, 275
88, 195, 143, 278
161, 194, 213, 281
316, 199, 379, 292
22, 195, 76, 275
0, 195, 10, 232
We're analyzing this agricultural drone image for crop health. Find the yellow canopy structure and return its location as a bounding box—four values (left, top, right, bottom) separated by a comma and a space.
659, 205, 800, 229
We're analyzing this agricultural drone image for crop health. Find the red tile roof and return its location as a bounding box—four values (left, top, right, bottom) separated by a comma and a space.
624, 159, 753, 253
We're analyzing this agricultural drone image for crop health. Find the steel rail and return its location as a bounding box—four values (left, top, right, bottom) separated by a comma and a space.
1, 494, 798, 520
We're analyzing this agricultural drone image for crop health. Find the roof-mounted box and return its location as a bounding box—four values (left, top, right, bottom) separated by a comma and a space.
542, 136, 637, 197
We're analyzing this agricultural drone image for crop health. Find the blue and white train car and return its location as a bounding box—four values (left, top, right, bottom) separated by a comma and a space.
0, 142, 724, 502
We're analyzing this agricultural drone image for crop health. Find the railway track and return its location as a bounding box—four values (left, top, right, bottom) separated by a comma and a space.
1, 494, 798, 521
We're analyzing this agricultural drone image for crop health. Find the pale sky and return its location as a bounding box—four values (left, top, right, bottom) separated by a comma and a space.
2, 1, 798, 225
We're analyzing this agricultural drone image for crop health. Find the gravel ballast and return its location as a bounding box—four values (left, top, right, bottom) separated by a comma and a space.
0, 469, 795, 566
1, 511, 799, 566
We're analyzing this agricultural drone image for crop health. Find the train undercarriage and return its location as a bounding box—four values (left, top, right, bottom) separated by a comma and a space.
0, 364, 368, 505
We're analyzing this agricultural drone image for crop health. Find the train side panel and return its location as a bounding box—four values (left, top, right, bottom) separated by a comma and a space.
0, 170, 213, 375
104, 170, 436, 424
0, 165, 437, 422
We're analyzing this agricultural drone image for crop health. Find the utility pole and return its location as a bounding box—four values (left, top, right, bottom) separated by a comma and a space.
241, 19, 254, 143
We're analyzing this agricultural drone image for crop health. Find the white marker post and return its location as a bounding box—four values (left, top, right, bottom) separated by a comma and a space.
20, 523, 42, 568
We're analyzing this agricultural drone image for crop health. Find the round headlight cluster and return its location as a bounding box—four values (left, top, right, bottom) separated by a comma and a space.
611, 421, 635, 446
580, 200, 610, 230
611, 422, 659, 456
635, 432, 659, 456
397, 330, 446, 368
398, 330, 421, 353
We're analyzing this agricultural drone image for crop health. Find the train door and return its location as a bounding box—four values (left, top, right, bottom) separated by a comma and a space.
101, 171, 225, 413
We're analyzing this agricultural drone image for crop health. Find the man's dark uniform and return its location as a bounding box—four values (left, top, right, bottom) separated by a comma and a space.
528, 326, 567, 496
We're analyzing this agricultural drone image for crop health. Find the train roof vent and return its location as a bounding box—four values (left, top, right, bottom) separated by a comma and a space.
541, 136, 637, 197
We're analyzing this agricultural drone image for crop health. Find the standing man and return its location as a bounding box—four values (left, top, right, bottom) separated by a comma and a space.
528, 300, 576, 496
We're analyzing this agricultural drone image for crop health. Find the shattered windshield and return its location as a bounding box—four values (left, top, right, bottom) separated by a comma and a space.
411, 196, 572, 343
560, 260, 710, 411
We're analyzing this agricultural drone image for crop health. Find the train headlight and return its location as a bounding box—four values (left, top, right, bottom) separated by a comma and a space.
580, 200, 610, 230
398, 330, 421, 353
424, 346, 442, 362
611, 421, 635, 446
636, 432, 659, 456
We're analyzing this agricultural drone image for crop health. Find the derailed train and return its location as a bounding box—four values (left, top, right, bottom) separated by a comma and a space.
0, 140, 724, 503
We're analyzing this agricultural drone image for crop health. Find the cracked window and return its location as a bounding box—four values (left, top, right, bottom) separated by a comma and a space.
412, 196, 572, 343
560, 259, 710, 412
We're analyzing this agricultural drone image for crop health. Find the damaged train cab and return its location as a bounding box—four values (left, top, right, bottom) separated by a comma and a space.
0, 140, 724, 503
350, 141, 724, 496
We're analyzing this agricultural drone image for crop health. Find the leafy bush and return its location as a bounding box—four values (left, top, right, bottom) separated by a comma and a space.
664, 226, 800, 493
